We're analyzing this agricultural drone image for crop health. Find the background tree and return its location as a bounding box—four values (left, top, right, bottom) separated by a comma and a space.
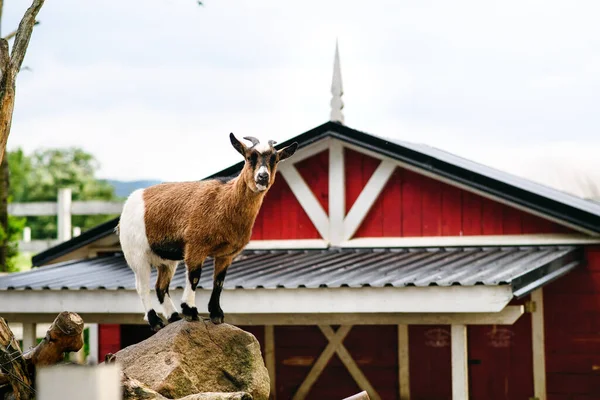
8, 147, 120, 240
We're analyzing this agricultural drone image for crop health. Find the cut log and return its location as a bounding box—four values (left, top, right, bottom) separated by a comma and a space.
22, 311, 84, 368
0, 318, 33, 400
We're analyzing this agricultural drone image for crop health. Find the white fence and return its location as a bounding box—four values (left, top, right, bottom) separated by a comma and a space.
8, 188, 124, 253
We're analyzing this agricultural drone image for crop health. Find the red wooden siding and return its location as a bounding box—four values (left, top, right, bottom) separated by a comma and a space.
98, 324, 121, 362
544, 246, 600, 399
345, 149, 573, 238
251, 172, 321, 240
274, 325, 397, 399
295, 150, 329, 214
467, 296, 534, 400
409, 325, 452, 399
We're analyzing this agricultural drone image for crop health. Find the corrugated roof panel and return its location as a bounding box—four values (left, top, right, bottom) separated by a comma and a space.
0, 246, 582, 297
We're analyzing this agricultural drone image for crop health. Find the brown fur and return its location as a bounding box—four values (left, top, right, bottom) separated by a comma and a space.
139, 133, 297, 324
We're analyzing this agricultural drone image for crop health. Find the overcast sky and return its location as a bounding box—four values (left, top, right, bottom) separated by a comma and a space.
3, 0, 600, 198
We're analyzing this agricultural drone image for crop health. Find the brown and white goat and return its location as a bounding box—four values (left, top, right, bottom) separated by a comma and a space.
117, 134, 298, 330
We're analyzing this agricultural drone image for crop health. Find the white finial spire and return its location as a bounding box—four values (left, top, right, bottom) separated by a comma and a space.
330, 39, 344, 124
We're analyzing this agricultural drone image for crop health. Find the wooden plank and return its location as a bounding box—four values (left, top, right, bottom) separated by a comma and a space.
401, 170, 422, 237
343, 160, 395, 240
382, 169, 402, 237
531, 288, 547, 400
265, 325, 276, 399
398, 324, 410, 400
329, 140, 345, 245
451, 324, 469, 400
0, 306, 525, 326
421, 175, 442, 236
461, 191, 482, 235
320, 325, 382, 400
441, 184, 462, 236
292, 325, 352, 400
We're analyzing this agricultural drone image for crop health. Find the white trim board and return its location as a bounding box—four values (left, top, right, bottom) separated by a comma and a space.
341, 233, 600, 248
0, 286, 513, 315
245, 239, 328, 250
1, 306, 524, 326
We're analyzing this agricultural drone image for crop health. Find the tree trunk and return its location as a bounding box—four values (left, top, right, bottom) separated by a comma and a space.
0, 318, 33, 400
0, 0, 45, 165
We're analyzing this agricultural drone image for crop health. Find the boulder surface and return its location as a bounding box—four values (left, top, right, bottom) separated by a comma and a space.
113, 320, 269, 400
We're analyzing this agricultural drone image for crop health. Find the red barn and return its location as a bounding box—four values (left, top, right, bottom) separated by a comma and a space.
1, 121, 600, 400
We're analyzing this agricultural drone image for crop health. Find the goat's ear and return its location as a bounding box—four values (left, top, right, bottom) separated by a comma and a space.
229, 133, 246, 156
278, 142, 298, 162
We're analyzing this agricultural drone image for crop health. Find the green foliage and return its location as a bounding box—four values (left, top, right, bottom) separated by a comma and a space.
8, 147, 119, 240
0, 215, 26, 272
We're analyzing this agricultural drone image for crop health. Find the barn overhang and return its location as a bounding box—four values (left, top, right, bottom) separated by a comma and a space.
0, 245, 583, 324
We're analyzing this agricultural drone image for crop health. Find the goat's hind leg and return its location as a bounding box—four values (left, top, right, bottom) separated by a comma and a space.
133, 260, 164, 332
180, 262, 204, 321
156, 261, 181, 323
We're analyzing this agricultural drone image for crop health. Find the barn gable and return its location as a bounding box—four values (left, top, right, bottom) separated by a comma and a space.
30, 121, 600, 267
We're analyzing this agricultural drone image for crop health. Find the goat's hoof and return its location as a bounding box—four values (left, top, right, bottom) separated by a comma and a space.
147, 309, 165, 331
210, 311, 224, 325
181, 303, 199, 321
168, 312, 182, 323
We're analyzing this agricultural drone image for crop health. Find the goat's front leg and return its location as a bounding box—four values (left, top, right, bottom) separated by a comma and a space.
181, 250, 207, 321
208, 256, 232, 324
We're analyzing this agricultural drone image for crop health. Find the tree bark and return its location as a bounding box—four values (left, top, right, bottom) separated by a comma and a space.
0, 318, 33, 400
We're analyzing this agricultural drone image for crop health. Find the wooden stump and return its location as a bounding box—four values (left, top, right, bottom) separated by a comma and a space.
0, 318, 33, 400
23, 311, 84, 367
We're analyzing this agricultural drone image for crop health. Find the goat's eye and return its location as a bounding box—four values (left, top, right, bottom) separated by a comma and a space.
249, 153, 258, 167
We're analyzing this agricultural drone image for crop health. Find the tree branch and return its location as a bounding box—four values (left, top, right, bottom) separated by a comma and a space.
0, 39, 8, 82
9, 0, 44, 76
3, 21, 39, 42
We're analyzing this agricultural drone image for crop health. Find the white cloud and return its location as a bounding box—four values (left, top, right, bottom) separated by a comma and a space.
0, 0, 598, 201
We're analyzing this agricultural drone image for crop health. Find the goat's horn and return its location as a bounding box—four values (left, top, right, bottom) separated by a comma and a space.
268, 140, 277, 148
243, 136, 260, 147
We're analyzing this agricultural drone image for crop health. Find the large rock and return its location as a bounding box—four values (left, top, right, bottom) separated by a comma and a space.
112, 320, 269, 400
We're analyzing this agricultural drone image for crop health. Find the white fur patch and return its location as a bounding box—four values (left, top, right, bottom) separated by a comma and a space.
120, 189, 181, 319
256, 183, 267, 191
254, 142, 271, 154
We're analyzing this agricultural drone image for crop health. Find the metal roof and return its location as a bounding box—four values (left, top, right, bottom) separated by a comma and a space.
30, 121, 600, 267
6, 246, 582, 298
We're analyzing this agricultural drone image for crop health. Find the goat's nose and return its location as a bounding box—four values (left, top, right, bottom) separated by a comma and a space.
257, 172, 269, 182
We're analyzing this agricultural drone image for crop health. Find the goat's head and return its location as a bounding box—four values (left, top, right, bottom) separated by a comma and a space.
229, 133, 298, 193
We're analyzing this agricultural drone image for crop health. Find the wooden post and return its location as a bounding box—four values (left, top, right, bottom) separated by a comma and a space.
87, 323, 99, 364
36, 363, 121, 400
21, 323, 36, 352
329, 140, 345, 246
531, 289, 547, 400
265, 325, 276, 399
22, 226, 31, 242
57, 188, 72, 242
398, 324, 410, 399
451, 324, 469, 400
